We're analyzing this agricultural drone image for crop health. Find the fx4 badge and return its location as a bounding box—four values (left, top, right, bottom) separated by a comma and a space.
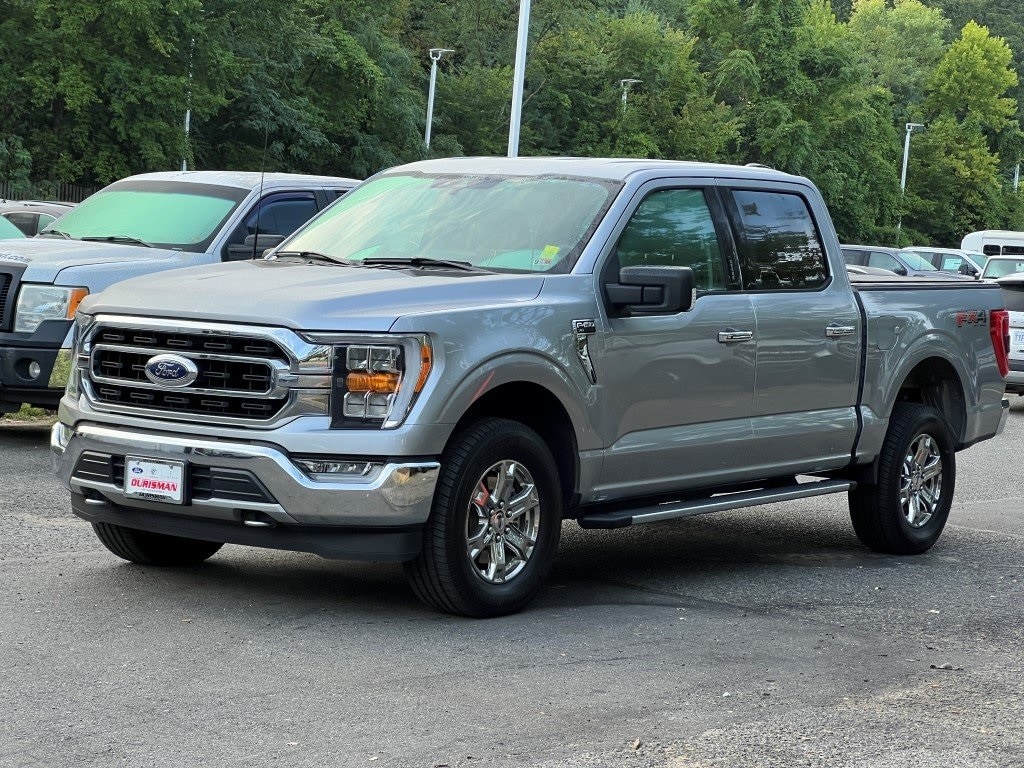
955, 310, 987, 327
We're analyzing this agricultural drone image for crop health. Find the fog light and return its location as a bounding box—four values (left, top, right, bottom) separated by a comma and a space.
294, 458, 384, 481
28, 361, 41, 379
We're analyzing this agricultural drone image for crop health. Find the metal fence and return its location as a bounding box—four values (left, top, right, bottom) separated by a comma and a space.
0, 181, 100, 203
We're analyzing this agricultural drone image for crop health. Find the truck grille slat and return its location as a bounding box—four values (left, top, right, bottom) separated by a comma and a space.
86, 325, 291, 421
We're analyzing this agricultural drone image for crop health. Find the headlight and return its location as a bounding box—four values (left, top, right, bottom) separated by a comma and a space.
14, 285, 88, 334
321, 336, 432, 429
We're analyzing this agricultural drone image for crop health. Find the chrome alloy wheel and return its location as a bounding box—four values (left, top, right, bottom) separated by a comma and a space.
900, 433, 943, 528
466, 460, 542, 584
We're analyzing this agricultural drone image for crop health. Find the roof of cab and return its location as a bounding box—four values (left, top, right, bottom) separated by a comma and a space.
117, 170, 360, 190
386, 156, 804, 184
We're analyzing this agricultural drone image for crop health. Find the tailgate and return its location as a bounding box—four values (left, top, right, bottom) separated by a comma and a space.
1000, 278, 1024, 368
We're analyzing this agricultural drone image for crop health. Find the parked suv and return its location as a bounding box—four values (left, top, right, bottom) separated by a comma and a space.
0, 200, 75, 237
0, 171, 358, 415
841, 245, 972, 280
908, 246, 986, 279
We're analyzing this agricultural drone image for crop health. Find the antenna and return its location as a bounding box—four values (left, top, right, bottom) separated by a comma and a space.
251, 116, 270, 259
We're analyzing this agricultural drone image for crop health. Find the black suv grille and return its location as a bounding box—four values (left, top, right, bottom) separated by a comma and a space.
86, 325, 291, 422
0, 272, 13, 331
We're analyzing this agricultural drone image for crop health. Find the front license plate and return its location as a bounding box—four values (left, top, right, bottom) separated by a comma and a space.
124, 457, 186, 504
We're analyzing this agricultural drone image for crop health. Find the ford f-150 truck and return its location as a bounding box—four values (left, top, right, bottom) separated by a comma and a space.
0, 170, 358, 415
51, 158, 1011, 617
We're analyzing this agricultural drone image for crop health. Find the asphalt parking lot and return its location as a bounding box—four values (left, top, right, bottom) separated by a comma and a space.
2, 404, 1023, 768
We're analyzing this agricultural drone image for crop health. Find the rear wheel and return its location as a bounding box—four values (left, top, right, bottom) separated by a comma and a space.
92, 522, 223, 566
849, 402, 956, 554
404, 418, 562, 617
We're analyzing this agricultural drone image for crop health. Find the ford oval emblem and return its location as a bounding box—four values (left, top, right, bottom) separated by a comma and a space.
144, 354, 199, 388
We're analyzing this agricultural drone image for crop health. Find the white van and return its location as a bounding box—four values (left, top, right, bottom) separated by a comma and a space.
960, 229, 1024, 258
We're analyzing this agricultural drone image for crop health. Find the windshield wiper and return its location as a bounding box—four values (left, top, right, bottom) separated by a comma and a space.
272, 250, 353, 265
39, 229, 72, 239
80, 235, 153, 248
360, 256, 488, 272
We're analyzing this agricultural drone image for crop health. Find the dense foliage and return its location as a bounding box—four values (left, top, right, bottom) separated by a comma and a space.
2, 0, 1024, 246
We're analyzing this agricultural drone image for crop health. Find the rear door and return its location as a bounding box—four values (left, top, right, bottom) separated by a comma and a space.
594, 182, 757, 498
720, 183, 861, 474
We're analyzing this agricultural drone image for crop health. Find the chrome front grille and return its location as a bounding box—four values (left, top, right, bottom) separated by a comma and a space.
80, 317, 333, 426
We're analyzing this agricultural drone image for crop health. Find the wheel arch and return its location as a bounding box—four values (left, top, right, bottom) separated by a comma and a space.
891, 355, 968, 447
448, 381, 580, 509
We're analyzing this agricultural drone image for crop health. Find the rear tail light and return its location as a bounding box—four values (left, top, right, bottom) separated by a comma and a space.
990, 309, 1010, 378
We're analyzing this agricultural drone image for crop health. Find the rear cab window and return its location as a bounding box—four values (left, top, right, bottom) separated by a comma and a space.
726, 189, 828, 290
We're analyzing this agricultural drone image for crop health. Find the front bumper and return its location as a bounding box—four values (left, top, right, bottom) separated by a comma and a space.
0, 346, 71, 409
52, 422, 440, 560
1006, 360, 1024, 395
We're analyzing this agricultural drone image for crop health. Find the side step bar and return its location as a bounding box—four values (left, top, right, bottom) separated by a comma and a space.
577, 479, 855, 529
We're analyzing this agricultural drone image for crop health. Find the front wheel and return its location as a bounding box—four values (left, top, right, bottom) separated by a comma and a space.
404, 418, 562, 617
92, 522, 223, 566
849, 402, 956, 555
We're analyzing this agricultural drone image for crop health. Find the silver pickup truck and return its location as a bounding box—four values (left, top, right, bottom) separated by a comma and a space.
51, 158, 1011, 617
0, 170, 357, 415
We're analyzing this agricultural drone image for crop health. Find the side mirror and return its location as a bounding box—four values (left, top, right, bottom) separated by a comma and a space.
605, 265, 694, 314
893, 266, 908, 276
225, 233, 286, 261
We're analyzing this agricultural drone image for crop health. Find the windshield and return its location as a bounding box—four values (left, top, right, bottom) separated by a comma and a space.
0, 216, 25, 239
282, 172, 620, 273
900, 250, 937, 271
984, 258, 1024, 279
40, 179, 249, 252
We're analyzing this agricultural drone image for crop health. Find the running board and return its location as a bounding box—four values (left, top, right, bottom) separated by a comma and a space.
577, 479, 855, 529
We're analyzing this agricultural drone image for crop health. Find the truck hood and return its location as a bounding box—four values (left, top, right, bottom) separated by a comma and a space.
81, 259, 546, 332
0, 238, 183, 284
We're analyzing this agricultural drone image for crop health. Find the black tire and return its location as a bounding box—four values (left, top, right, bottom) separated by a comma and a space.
849, 402, 956, 555
404, 418, 562, 617
92, 522, 223, 566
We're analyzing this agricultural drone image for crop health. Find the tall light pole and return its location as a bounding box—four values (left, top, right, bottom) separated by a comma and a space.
181, 37, 194, 171
507, 0, 531, 158
424, 48, 454, 151
619, 79, 641, 113
896, 122, 925, 243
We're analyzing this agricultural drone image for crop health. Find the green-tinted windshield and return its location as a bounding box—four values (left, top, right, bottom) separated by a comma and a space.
900, 250, 937, 271
0, 216, 25, 239
283, 172, 620, 272
41, 180, 249, 252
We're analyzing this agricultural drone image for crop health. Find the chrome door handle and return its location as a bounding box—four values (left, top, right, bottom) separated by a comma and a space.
717, 329, 754, 343
825, 324, 856, 338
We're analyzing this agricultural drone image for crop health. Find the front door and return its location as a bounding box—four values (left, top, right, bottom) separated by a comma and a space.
593, 184, 757, 501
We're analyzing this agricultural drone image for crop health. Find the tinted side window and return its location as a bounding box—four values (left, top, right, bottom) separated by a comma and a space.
842, 249, 866, 266
1003, 245, 1024, 255
2, 212, 37, 236
221, 192, 319, 258
867, 252, 902, 272
983, 244, 1001, 256
615, 189, 727, 291
730, 190, 827, 290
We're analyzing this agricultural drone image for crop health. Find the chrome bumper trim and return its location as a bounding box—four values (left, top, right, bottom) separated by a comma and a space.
53, 423, 440, 527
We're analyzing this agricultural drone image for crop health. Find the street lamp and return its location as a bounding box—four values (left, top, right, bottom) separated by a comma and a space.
896, 122, 925, 243
508, 0, 532, 158
619, 79, 641, 113
424, 48, 454, 151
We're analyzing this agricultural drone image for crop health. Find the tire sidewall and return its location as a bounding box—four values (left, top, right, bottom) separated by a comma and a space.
441, 423, 562, 614
883, 409, 956, 550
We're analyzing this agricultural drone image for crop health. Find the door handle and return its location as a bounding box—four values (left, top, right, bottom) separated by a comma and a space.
825, 324, 856, 338
717, 329, 754, 343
